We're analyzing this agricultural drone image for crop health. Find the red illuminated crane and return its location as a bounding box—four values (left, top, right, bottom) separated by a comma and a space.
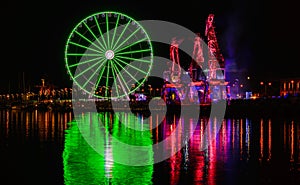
205, 14, 225, 80
170, 37, 184, 83
189, 33, 205, 82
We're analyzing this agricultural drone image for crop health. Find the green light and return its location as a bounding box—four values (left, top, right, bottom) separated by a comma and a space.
63, 120, 108, 185
82, 58, 107, 89
116, 55, 152, 63
63, 112, 154, 184
110, 59, 131, 94
113, 58, 142, 87
106, 14, 110, 49
94, 15, 108, 49
116, 48, 151, 56
82, 21, 106, 51
110, 20, 131, 50
73, 59, 104, 80
112, 26, 141, 52
110, 60, 130, 96
69, 41, 103, 54
74, 30, 103, 52
113, 57, 148, 75
68, 56, 103, 68
105, 59, 110, 97
111, 14, 120, 49
110, 60, 120, 98
67, 53, 102, 56
95, 60, 108, 91
115, 38, 148, 53
65, 11, 153, 99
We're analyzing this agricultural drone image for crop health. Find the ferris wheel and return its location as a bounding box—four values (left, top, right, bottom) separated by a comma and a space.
65, 11, 153, 99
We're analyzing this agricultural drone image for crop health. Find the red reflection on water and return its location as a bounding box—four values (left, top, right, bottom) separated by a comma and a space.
163, 114, 182, 185
290, 121, 294, 162
240, 118, 243, 160
207, 118, 217, 185
267, 119, 272, 161
259, 119, 264, 162
190, 118, 205, 183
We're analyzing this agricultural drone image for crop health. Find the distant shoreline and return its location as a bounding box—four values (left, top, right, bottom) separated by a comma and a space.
1, 97, 300, 118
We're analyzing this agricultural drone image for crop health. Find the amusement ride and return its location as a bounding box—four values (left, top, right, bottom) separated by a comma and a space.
64, 11, 229, 108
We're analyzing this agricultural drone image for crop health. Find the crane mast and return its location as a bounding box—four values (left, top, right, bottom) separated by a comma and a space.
189, 33, 205, 82
205, 14, 225, 80
170, 37, 184, 83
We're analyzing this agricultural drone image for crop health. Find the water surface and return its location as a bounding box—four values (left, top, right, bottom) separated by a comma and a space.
0, 110, 299, 185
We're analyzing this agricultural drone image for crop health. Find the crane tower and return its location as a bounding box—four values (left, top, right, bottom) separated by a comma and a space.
205, 14, 228, 100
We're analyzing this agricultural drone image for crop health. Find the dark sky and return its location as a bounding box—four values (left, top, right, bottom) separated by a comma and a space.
0, 0, 295, 93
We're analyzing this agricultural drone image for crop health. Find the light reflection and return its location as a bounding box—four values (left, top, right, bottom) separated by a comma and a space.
267, 119, 272, 161
207, 117, 217, 185
192, 119, 205, 183
63, 112, 154, 185
164, 114, 182, 185
1, 109, 299, 184
232, 119, 235, 150
259, 119, 264, 162
5, 110, 9, 137
245, 118, 251, 160
1, 110, 71, 145
290, 121, 294, 162
240, 118, 243, 160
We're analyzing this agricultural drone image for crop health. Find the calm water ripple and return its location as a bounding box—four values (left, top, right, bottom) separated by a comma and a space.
0, 109, 299, 185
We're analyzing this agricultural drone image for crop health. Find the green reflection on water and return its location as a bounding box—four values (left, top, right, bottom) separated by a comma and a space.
63, 112, 153, 185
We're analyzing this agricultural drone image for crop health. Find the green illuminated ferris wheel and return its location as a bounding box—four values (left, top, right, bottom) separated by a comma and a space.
65, 11, 153, 98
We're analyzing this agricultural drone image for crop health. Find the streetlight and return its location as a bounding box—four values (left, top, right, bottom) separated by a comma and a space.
260, 81, 269, 97
291, 80, 294, 96
261, 82, 272, 97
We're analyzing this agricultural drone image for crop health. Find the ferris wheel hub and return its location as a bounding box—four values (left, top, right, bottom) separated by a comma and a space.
105, 50, 114, 60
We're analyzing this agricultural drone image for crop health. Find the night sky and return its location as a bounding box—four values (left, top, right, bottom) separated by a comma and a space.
0, 0, 295, 93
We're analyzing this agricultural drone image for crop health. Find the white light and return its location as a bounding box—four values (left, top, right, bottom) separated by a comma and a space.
105, 50, 114, 60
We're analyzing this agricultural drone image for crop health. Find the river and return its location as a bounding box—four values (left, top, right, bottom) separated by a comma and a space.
0, 109, 299, 185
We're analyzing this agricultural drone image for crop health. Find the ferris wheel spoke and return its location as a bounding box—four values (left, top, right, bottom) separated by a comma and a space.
94, 60, 108, 90
116, 55, 152, 63
113, 57, 148, 75
113, 27, 141, 52
105, 60, 111, 97
110, 61, 124, 97
111, 14, 120, 50
111, 63, 129, 98
74, 58, 105, 80
68, 56, 103, 68
67, 53, 103, 57
82, 58, 107, 89
82, 21, 106, 51
94, 15, 108, 49
113, 58, 142, 87
111, 20, 131, 50
116, 48, 151, 56
105, 14, 111, 49
74, 30, 104, 52
111, 59, 131, 94
109, 60, 120, 97
69, 41, 103, 54
115, 37, 147, 53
